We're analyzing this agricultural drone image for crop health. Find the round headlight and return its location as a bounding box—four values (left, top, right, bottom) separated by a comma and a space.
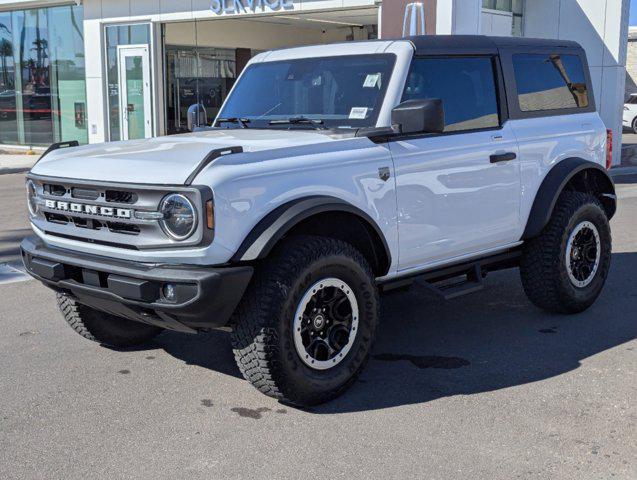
26, 180, 38, 216
160, 194, 197, 240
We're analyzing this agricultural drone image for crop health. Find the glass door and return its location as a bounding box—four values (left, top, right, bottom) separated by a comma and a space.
117, 45, 151, 140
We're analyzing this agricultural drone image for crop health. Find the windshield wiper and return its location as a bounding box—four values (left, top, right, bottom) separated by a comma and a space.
216, 117, 250, 128
269, 117, 324, 129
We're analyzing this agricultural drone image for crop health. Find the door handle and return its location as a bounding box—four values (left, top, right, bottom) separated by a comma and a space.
490, 152, 517, 163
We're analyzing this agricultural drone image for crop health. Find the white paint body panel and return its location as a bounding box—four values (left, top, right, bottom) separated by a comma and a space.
391, 122, 521, 271
510, 112, 607, 230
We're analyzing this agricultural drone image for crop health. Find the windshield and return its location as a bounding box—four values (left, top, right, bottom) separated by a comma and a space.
217, 54, 396, 129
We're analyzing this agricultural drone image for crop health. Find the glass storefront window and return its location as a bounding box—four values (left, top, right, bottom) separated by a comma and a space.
165, 46, 236, 134
14, 8, 52, 146
49, 6, 87, 144
482, 0, 524, 36
105, 24, 151, 141
0, 12, 18, 144
0, 5, 86, 147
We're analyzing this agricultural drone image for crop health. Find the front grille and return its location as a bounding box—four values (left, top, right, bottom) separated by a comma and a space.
44, 184, 66, 196
106, 190, 137, 204
45, 212, 69, 224
107, 222, 140, 235
30, 176, 205, 250
72, 217, 103, 230
72, 187, 100, 201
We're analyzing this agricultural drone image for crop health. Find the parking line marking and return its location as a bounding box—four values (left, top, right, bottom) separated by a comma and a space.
0, 262, 32, 285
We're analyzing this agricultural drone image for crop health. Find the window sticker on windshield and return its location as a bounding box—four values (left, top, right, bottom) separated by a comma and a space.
349, 107, 369, 119
363, 73, 380, 88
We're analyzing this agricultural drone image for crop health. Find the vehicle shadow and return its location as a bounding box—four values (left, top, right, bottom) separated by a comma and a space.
143, 251, 636, 413
315, 251, 637, 414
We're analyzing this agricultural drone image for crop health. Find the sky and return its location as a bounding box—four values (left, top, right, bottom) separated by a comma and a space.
632, 0, 637, 26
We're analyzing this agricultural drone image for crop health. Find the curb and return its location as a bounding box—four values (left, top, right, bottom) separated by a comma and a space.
0, 167, 31, 176
621, 143, 637, 166
610, 166, 637, 178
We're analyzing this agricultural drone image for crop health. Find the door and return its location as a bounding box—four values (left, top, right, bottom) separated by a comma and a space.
118, 46, 152, 140
391, 56, 521, 271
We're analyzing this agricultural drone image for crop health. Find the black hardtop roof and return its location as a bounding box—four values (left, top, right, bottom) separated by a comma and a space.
402, 35, 583, 56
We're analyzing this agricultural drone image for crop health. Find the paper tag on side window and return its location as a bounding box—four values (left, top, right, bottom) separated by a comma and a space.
349, 107, 369, 119
363, 73, 380, 88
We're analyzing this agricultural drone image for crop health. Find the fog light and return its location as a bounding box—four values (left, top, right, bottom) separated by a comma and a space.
163, 284, 177, 302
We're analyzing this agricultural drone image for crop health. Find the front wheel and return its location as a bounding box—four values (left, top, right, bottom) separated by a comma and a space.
230, 236, 379, 406
520, 192, 612, 314
632, 117, 637, 134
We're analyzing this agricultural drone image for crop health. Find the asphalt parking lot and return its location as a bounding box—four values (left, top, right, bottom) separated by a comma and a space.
0, 172, 635, 479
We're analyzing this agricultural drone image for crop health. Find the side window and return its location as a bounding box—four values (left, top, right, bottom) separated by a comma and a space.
402, 57, 500, 132
512, 54, 589, 112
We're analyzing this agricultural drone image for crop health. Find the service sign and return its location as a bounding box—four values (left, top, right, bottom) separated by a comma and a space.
210, 0, 294, 15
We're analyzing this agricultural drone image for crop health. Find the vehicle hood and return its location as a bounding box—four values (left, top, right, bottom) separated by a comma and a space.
31, 129, 352, 185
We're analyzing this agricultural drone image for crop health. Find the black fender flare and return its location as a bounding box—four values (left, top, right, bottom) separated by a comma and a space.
522, 158, 616, 240
231, 195, 392, 268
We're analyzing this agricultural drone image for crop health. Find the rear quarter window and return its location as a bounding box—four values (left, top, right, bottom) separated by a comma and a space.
512, 54, 589, 112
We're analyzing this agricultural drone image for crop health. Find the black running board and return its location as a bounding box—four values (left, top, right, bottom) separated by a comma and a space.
379, 249, 521, 299
418, 264, 484, 300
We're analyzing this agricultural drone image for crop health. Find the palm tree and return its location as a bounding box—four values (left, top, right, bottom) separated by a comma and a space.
0, 38, 13, 89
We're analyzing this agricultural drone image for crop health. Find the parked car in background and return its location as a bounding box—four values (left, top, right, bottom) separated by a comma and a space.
623, 93, 637, 133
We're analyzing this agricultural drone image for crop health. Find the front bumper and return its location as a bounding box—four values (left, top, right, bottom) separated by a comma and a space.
21, 236, 253, 333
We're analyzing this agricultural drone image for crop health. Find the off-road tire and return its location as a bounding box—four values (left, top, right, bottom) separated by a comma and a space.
230, 235, 379, 407
520, 191, 612, 314
57, 294, 163, 347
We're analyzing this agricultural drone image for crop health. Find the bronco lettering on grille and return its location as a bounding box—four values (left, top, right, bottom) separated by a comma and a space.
44, 199, 132, 219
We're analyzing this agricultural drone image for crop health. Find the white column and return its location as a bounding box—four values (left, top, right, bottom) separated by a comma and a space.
436, 0, 481, 35
83, 17, 107, 144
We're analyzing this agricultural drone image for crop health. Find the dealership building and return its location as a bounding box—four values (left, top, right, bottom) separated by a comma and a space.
0, 0, 629, 164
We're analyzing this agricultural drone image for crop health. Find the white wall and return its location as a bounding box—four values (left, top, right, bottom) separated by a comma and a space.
481, 9, 512, 36
436, 0, 481, 34
522, 0, 630, 166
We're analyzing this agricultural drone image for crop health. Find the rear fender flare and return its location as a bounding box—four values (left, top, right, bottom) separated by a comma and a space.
522, 158, 616, 240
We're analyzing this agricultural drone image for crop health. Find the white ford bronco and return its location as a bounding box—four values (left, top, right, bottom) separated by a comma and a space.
22, 36, 616, 406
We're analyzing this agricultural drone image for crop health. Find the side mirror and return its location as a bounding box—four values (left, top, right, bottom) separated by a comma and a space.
391, 98, 445, 135
187, 103, 207, 132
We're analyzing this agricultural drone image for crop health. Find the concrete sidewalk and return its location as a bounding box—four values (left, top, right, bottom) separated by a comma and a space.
0, 154, 40, 175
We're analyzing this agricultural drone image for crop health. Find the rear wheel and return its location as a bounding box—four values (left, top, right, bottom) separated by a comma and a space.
57, 294, 163, 347
632, 117, 637, 134
520, 192, 612, 314
230, 235, 379, 406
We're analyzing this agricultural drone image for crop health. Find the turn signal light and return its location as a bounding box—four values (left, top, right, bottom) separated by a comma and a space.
206, 200, 215, 230
606, 129, 613, 170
